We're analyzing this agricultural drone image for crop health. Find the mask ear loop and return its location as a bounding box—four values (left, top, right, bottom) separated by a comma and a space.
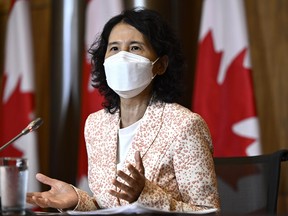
151, 57, 160, 80
152, 57, 160, 65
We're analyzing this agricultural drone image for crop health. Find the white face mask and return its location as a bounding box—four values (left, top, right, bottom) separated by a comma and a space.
103, 51, 159, 98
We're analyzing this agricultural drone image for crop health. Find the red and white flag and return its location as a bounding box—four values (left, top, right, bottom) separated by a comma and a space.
77, 0, 123, 192
0, 0, 40, 193
193, 0, 261, 157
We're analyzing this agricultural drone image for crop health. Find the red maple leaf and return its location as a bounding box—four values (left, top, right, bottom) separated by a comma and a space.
193, 31, 257, 157
0, 74, 34, 157
193, 31, 260, 190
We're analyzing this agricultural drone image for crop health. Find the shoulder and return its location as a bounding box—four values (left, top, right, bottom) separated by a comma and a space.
86, 109, 107, 123
86, 109, 107, 125
84, 109, 115, 131
163, 103, 206, 124
162, 103, 212, 146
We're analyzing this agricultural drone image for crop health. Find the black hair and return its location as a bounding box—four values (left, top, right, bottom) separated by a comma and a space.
88, 7, 185, 114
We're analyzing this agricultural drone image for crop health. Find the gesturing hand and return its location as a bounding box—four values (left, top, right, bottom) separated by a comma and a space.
109, 151, 145, 203
26, 173, 78, 209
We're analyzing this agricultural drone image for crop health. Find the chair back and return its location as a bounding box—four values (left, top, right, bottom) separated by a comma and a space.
214, 149, 288, 214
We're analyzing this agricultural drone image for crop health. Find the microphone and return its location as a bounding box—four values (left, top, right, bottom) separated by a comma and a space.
0, 118, 43, 152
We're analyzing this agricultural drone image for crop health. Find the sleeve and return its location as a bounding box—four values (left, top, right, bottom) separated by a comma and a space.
137, 114, 220, 212
72, 186, 100, 211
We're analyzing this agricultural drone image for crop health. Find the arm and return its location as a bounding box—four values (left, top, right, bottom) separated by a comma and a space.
26, 173, 78, 210
137, 114, 220, 212
26, 173, 99, 211
72, 187, 100, 211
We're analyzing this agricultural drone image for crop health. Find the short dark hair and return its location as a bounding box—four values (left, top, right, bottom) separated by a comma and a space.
88, 8, 185, 114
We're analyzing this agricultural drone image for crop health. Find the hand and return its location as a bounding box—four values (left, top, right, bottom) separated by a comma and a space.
109, 151, 145, 203
26, 173, 78, 209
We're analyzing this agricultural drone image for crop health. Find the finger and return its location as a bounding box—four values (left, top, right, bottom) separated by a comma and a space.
116, 164, 142, 186
134, 151, 145, 174
26, 196, 36, 205
127, 164, 142, 181
117, 170, 134, 183
26, 192, 35, 198
116, 169, 141, 189
108, 189, 131, 202
32, 196, 50, 209
26, 192, 44, 205
111, 177, 132, 193
31, 195, 64, 209
26, 192, 42, 198
36, 173, 59, 188
45, 197, 70, 209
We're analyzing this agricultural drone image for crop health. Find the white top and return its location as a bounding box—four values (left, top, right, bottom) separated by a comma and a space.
117, 119, 141, 170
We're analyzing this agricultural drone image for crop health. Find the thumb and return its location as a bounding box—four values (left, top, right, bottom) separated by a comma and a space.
135, 151, 145, 175
36, 173, 59, 187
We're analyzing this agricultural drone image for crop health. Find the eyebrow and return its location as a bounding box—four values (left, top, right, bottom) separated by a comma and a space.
107, 40, 145, 46
130, 41, 145, 45
107, 41, 119, 47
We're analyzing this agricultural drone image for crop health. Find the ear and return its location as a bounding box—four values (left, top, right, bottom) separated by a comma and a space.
154, 55, 169, 75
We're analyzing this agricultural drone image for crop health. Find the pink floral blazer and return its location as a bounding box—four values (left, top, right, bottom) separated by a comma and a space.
73, 102, 220, 212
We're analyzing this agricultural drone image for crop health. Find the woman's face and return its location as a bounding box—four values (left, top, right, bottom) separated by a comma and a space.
105, 22, 158, 62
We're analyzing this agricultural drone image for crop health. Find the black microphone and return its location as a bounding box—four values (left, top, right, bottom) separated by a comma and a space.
0, 117, 43, 152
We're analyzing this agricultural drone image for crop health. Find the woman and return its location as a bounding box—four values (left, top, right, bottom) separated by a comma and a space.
27, 8, 220, 212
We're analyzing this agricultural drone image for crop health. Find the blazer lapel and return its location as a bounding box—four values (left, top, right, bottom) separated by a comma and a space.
124, 102, 165, 166
117, 102, 165, 206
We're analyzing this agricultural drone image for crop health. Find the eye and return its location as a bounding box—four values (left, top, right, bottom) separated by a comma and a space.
109, 46, 119, 52
130, 45, 141, 51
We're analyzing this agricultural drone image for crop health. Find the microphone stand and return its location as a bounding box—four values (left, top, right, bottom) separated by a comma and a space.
0, 132, 26, 152
0, 118, 43, 211
0, 118, 43, 152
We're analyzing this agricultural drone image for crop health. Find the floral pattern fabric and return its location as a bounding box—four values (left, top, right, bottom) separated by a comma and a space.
73, 102, 220, 212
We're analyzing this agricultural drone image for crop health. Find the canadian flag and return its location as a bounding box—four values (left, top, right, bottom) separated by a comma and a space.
193, 0, 261, 157
0, 0, 40, 193
77, 0, 123, 192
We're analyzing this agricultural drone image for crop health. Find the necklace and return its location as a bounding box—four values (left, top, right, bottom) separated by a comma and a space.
116, 117, 121, 205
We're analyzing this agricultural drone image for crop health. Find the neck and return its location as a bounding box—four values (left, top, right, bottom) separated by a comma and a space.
120, 94, 151, 128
